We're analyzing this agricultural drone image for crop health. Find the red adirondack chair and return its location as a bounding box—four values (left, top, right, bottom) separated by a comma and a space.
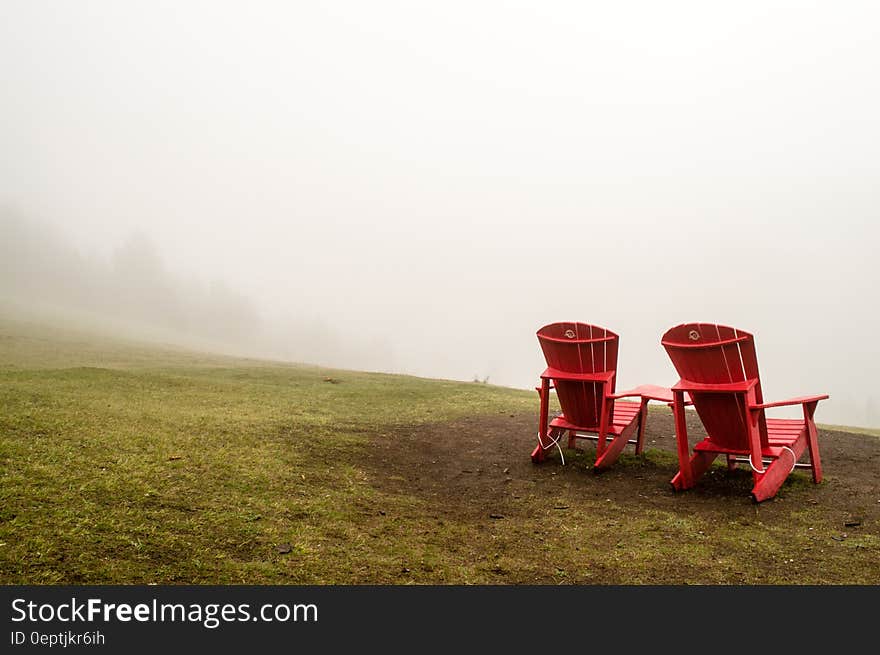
533, 322, 666, 470
661, 322, 828, 502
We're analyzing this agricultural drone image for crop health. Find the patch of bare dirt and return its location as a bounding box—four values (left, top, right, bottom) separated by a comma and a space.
363, 408, 880, 564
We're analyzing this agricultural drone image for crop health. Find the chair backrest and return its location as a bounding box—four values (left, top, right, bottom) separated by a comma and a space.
661, 322, 768, 450
537, 322, 619, 429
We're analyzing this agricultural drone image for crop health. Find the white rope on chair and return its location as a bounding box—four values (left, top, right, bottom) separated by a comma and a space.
537, 429, 566, 466
749, 447, 797, 475
748, 453, 766, 474
781, 446, 797, 473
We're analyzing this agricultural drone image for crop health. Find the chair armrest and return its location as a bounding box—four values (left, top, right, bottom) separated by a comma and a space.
610, 384, 676, 403
671, 378, 758, 394
540, 367, 615, 383
750, 394, 829, 410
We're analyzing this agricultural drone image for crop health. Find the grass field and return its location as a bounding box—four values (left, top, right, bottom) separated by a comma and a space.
1, 315, 878, 584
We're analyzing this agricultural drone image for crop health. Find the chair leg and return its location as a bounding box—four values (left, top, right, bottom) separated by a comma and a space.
594, 419, 639, 471
595, 401, 611, 457
671, 451, 717, 491
635, 398, 649, 455
530, 441, 546, 463
532, 379, 550, 464
671, 391, 695, 489
803, 402, 823, 483
750, 454, 794, 503
532, 427, 564, 463
726, 455, 738, 471
750, 435, 806, 502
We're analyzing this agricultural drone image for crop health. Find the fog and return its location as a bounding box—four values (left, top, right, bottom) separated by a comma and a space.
1, 2, 878, 426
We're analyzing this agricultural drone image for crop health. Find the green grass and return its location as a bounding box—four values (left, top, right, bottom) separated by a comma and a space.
1, 315, 878, 584
0, 317, 534, 583
819, 424, 880, 437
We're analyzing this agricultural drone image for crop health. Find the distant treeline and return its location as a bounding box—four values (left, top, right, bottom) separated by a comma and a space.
0, 207, 392, 371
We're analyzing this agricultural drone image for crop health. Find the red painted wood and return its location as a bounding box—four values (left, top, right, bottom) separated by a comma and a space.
596, 379, 611, 456
535, 322, 663, 469
634, 398, 648, 454
803, 401, 823, 483
537, 322, 620, 432
661, 322, 828, 501
551, 415, 623, 435
540, 368, 615, 383
753, 394, 829, 409
671, 390, 693, 490
671, 379, 757, 393
745, 385, 765, 486
594, 410, 640, 470
750, 433, 807, 502
612, 384, 677, 403
531, 378, 551, 463
663, 325, 762, 451
551, 400, 642, 439
737, 329, 769, 443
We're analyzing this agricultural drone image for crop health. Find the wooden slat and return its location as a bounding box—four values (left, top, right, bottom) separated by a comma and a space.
766, 418, 804, 426
714, 324, 746, 383
606, 331, 619, 389
737, 329, 766, 444
672, 379, 757, 393
738, 329, 761, 390
755, 395, 829, 409
588, 324, 600, 422
550, 416, 626, 436
611, 401, 640, 411
693, 441, 795, 458
767, 419, 806, 448
611, 384, 675, 403
541, 368, 614, 382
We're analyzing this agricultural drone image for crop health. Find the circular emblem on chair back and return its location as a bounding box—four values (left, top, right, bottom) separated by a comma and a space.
661, 322, 757, 385
660, 322, 767, 457
536, 322, 621, 428
536, 322, 619, 374
662, 323, 753, 350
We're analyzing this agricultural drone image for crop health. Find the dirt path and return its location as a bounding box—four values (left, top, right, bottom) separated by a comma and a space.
362, 408, 879, 582
369, 409, 877, 516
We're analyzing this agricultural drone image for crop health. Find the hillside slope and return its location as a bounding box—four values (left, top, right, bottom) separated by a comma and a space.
1, 316, 877, 584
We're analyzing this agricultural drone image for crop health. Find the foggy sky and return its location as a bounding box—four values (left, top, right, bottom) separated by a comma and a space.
1, 2, 878, 426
